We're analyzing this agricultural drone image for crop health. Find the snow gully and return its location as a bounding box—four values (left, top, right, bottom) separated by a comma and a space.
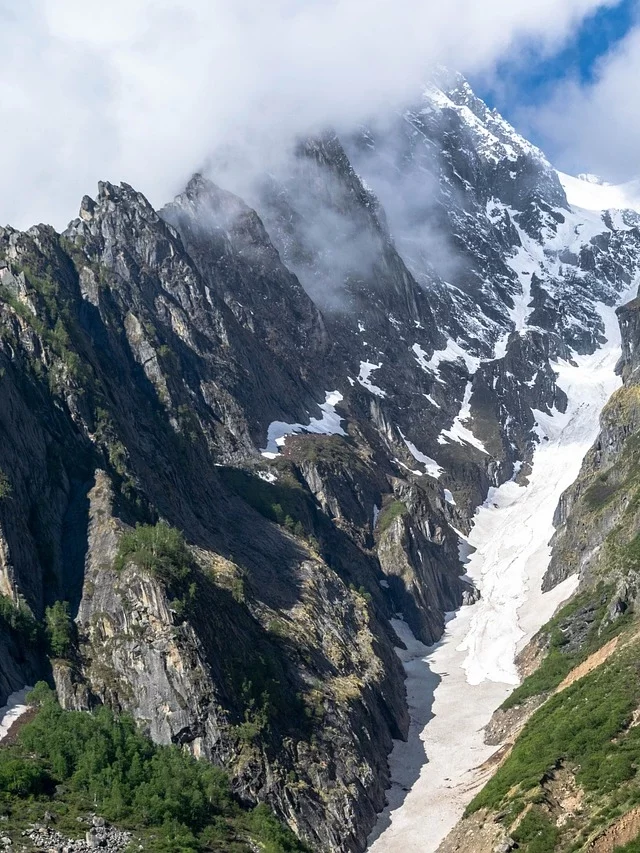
367, 289, 636, 853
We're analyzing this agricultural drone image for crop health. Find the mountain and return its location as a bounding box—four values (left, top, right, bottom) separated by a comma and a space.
438, 303, 640, 853
0, 72, 640, 853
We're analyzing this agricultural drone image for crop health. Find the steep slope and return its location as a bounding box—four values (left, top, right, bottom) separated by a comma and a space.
0, 180, 468, 852
1, 73, 640, 853
433, 217, 640, 851
355, 76, 640, 851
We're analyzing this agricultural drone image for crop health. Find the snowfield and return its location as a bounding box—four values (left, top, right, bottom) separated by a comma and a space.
558, 171, 640, 213
368, 286, 638, 852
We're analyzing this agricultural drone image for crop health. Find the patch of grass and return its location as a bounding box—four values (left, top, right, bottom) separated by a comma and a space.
501, 584, 631, 710
512, 807, 559, 853
584, 471, 620, 511
468, 649, 640, 815
283, 435, 360, 468
377, 500, 407, 535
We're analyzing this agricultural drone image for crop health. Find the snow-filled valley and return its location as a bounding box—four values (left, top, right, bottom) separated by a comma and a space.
367, 278, 639, 849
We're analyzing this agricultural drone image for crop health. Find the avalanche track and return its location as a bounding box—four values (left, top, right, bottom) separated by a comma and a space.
367, 289, 636, 853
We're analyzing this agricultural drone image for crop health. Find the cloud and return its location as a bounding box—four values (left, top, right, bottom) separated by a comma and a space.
516, 16, 640, 182
0, 0, 620, 229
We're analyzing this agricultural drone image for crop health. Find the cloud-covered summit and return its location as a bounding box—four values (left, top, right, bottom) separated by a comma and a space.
0, 0, 620, 228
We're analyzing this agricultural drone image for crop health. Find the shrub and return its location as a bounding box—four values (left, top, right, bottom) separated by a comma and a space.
512, 807, 559, 853
114, 522, 193, 587
0, 595, 40, 646
0, 470, 11, 500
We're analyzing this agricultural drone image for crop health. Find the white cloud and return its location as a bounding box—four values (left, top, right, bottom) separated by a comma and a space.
518, 19, 640, 183
0, 0, 619, 229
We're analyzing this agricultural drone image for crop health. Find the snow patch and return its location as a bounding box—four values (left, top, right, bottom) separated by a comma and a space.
261, 391, 346, 456
423, 393, 440, 409
358, 362, 386, 397
398, 428, 443, 479
414, 340, 480, 380
558, 170, 640, 213
438, 382, 488, 454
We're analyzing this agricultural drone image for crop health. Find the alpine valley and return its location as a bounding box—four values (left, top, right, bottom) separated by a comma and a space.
1, 69, 640, 853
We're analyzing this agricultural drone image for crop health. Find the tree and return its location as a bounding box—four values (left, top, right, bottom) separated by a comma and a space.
45, 600, 73, 658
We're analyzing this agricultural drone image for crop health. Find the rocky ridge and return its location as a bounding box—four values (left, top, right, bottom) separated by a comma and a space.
1, 74, 640, 852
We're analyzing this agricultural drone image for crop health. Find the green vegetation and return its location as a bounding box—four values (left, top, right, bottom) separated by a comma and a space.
283, 434, 360, 467
0, 684, 307, 852
584, 470, 620, 511
615, 530, 640, 577
501, 584, 631, 710
378, 500, 407, 535
45, 601, 74, 659
0, 595, 39, 646
115, 522, 193, 586
349, 583, 372, 604
225, 648, 306, 745
115, 523, 197, 617
512, 807, 559, 853
0, 249, 93, 392
469, 649, 640, 816
0, 469, 11, 500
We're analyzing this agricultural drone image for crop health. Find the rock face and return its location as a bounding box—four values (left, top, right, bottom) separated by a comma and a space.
1, 73, 640, 852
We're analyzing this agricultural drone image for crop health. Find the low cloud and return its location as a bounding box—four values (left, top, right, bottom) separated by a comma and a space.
0, 0, 620, 229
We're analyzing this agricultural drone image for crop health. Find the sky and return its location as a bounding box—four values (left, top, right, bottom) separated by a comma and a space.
475, 0, 637, 110
1, 0, 640, 229
472, 0, 640, 180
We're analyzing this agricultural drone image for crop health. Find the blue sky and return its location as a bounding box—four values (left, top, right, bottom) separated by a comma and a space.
470, 0, 639, 164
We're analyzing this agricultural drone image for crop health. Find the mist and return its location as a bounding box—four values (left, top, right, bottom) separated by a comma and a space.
0, 0, 619, 231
